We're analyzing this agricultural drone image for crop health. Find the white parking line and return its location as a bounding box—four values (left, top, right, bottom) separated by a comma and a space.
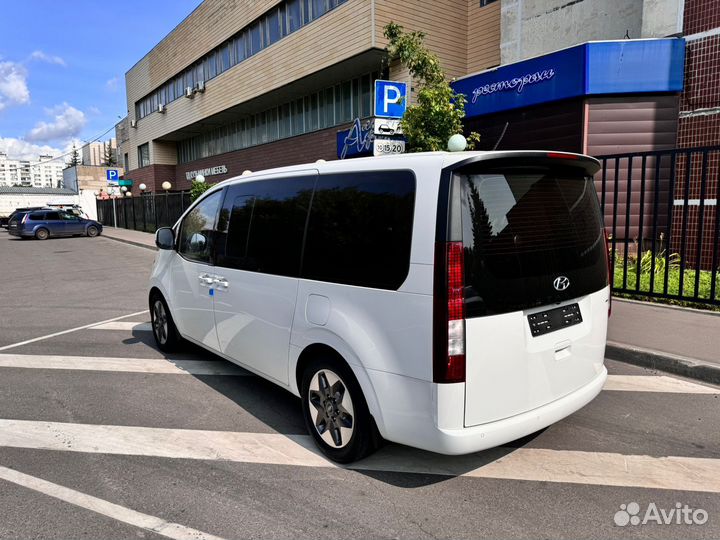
89, 321, 152, 332
0, 465, 227, 540
604, 375, 718, 394
0, 419, 718, 493
0, 310, 149, 352
0, 354, 251, 376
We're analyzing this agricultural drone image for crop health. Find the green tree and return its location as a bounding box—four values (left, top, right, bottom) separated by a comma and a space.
383, 22, 480, 152
103, 141, 117, 166
67, 145, 80, 168
190, 179, 211, 202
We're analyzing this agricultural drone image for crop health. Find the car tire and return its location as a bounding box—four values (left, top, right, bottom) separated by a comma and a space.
35, 228, 49, 240
149, 293, 182, 353
86, 225, 99, 237
301, 357, 381, 463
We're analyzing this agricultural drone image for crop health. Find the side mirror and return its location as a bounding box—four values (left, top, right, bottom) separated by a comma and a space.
155, 227, 175, 250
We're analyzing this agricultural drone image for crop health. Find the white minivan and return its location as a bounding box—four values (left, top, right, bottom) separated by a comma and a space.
149, 151, 610, 463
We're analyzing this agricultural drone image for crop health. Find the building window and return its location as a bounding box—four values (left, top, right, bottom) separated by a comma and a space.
480, 0, 498, 5
133, 0, 349, 121
138, 144, 150, 168
176, 71, 378, 164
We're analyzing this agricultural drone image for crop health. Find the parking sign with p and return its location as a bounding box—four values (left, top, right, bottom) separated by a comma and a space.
374, 80, 407, 119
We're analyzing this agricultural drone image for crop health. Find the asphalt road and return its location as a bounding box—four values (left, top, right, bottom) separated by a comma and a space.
1, 232, 719, 540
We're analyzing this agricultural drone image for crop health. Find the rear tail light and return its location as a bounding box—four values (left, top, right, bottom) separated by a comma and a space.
603, 228, 612, 317
21, 214, 28, 224
433, 241, 466, 383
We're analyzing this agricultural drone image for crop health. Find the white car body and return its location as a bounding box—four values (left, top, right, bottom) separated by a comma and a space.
149, 151, 609, 455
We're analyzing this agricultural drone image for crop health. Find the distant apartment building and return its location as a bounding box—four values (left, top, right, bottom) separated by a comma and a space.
0, 152, 64, 188
82, 139, 117, 166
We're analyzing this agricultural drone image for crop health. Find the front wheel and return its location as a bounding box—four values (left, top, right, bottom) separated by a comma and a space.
86, 225, 99, 237
150, 294, 181, 352
301, 358, 381, 463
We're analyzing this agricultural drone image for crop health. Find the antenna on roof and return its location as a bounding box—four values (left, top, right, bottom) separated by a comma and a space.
492, 122, 510, 151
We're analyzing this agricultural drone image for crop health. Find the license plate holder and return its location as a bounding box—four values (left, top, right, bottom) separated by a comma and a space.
528, 303, 582, 337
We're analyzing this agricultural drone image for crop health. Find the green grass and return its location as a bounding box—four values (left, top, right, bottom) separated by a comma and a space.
612, 250, 720, 311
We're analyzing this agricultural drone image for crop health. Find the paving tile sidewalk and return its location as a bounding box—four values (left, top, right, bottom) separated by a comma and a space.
101, 226, 720, 383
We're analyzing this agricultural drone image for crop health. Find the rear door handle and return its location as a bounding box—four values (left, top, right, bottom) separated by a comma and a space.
213, 276, 229, 289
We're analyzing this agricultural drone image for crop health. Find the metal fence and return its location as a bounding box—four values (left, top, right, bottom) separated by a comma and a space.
96, 192, 192, 234
597, 145, 720, 307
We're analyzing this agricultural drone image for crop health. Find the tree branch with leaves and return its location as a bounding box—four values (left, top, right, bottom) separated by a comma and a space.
383, 22, 480, 152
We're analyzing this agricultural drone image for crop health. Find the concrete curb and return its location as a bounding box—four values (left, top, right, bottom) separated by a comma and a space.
606, 340, 720, 386
100, 234, 157, 252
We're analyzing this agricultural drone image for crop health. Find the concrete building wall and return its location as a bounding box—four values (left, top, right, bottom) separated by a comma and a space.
500, 0, 644, 64
641, 0, 685, 37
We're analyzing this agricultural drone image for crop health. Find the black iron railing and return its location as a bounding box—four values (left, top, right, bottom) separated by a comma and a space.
96, 192, 192, 233
597, 146, 720, 307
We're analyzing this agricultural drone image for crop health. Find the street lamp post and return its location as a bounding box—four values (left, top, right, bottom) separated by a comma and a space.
139, 183, 147, 232
162, 181, 172, 227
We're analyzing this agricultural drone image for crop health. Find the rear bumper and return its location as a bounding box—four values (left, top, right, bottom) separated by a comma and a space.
368, 366, 607, 455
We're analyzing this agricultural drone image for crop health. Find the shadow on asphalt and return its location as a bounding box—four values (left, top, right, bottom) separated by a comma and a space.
131, 327, 549, 488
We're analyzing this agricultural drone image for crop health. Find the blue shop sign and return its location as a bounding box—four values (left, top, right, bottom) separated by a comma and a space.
337, 118, 374, 159
454, 38, 685, 118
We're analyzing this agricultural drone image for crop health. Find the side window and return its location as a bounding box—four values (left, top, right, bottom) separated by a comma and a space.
302, 171, 416, 289
44, 211, 61, 221
178, 190, 222, 264
61, 212, 78, 221
29, 213, 44, 221
216, 176, 316, 277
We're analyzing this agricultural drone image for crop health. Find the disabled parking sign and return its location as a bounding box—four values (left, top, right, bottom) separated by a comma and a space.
374, 80, 407, 119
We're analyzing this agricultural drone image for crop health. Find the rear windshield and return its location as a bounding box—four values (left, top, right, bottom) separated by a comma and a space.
454, 166, 607, 318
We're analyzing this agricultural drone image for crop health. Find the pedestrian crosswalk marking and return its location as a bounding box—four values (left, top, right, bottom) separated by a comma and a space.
603, 374, 718, 394
0, 419, 717, 493
0, 465, 228, 540
0, 353, 715, 395
0, 354, 251, 376
89, 321, 152, 332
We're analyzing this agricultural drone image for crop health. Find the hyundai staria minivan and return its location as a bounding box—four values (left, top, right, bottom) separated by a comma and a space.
149, 151, 610, 463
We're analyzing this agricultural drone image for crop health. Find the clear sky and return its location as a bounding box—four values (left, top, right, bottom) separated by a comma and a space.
0, 0, 202, 162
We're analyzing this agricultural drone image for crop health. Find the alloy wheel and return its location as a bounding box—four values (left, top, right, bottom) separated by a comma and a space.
152, 299, 168, 345
308, 369, 354, 448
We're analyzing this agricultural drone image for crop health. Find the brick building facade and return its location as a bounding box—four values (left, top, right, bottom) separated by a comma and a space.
670, 0, 720, 271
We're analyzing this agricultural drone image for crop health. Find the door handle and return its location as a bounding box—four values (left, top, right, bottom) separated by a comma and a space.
213, 276, 229, 289
198, 273, 215, 286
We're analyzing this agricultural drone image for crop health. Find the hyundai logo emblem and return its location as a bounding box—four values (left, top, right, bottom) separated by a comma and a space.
553, 276, 570, 291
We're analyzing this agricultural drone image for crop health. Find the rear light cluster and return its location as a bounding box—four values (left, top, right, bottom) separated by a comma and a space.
21, 213, 28, 224
434, 241, 466, 383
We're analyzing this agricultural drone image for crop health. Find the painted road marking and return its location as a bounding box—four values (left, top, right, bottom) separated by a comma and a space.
89, 321, 152, 332
0, 354, 251, 376
1, 355, 712, 395
0, 310, 149, 352
0, 419, 717, 493
603, 375, 718, 394
0, 465, 227, 540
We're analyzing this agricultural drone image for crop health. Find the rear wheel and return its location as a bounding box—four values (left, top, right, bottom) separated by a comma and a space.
35, 228, 49, 240
150, 293, 181, 352
86, 225, 99, 237
301, 357, 380, 463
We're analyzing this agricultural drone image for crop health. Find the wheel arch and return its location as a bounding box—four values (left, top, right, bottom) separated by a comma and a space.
293, 341, 387, 438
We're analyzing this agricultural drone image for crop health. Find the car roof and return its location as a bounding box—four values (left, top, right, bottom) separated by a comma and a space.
212, 150, 600, 189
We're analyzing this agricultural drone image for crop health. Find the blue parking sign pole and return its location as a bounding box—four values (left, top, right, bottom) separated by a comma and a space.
374, 80, 407, 119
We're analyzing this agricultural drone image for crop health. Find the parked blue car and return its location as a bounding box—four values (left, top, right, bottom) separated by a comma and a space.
8, 209, 102, 240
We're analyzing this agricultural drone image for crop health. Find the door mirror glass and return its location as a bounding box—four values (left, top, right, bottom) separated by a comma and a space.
156, 227, 175, 250
188, 232, 207, 253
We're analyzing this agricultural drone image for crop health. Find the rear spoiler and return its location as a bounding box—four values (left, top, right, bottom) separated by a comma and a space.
444, 151, 601, 177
